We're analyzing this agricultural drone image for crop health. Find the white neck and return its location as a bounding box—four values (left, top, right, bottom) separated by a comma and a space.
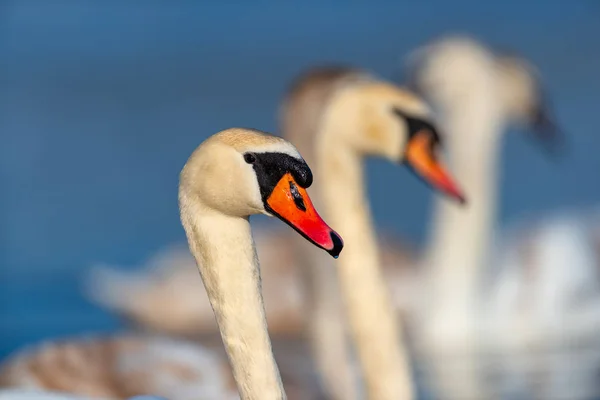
425, 97, 504, 312
318, 135, 414, 399
180, 200, 285, 400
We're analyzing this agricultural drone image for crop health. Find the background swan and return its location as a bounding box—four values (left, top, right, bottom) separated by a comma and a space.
0, 390, 108, 400
281, 66, 465, 400
404, 35, 572, 400
0, 335, 237, 400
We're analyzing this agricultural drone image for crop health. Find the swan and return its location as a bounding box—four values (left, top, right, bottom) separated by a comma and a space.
404, 36, 559, 399
281, 66, 465, 400
178, 127, 343, 400
0, 128, 340, 400
0, 335, 237, 400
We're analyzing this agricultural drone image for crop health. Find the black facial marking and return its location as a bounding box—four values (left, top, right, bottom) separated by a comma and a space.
528, 97, 565, 158
392, 107, 443, 163
247, 152, 313, 203
392, 107, 441, 144
289, 181, 307, 212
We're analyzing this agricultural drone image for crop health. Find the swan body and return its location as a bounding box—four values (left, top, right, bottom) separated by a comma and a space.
0, 390, 105, 400
486, 209, 600, 399
178, 128, 342, 400
0, 392, 166, 400
0, 335, 236, 400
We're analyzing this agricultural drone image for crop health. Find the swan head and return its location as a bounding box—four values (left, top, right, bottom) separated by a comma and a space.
405, 35, 562, 153
324, 80, 466, 204
496, 55, 562, 152
404, 35, 497, 108
179, 128, 343, 258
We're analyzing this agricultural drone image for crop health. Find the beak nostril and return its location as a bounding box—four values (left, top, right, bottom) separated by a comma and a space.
289, 181, 307, 212
266, 172, 343, 256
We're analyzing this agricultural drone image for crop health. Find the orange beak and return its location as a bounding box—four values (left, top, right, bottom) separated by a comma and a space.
265, 173, 344, 258
405, 131, 466, 204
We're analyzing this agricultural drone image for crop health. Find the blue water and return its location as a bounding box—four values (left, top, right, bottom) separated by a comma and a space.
2, 1, 600, 359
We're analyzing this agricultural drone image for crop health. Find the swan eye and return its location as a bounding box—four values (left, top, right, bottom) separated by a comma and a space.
244, 153, 256, 164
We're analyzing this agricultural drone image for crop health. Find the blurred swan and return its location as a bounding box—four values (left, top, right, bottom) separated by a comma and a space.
0, 393, 168, 400
405, 35, 558, 399
281, 66, 464, 400
0, 335, 237, 400
0, 389, 107, 400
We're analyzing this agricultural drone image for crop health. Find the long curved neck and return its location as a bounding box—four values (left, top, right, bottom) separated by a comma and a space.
319, 143, 377, 274
318, 134, 414, 399
425, 98, 503, 310
180, 202, 285, 400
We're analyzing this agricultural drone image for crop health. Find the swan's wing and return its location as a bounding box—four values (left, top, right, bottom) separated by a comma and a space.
0, 389, 110, 400
0, 336, 238, 400
82, 247, 216, 334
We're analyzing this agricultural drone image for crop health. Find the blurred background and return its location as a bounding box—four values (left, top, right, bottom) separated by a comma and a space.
2, 1, 600, 399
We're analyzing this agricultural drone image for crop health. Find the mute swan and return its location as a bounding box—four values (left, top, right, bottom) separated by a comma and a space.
178, 128, 343, 400
281, 66, 465, 400
405, 36, 559, 400
0, 335, 237, 400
